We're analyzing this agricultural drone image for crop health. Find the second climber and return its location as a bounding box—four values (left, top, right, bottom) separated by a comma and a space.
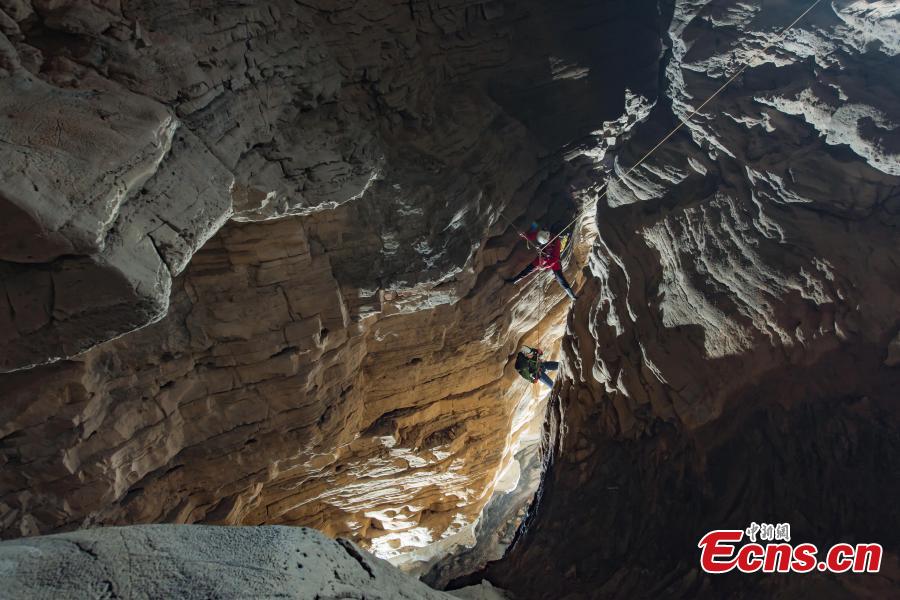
514, 346, 559, 388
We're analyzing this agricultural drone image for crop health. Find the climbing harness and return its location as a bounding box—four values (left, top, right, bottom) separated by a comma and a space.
501, 0, 823, 388
558, 231, 572, 260
515, 346, 543, 382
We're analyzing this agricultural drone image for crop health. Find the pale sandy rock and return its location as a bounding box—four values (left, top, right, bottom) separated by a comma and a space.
0, 0, 663, 571
0, 524, 456, 599
0, 184, 586, 564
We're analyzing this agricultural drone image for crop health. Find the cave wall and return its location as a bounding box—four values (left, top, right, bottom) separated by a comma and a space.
0, 0, 664, 570
5, 0, 896, 594
490, 0, 900, 598
0, 0, 660, 372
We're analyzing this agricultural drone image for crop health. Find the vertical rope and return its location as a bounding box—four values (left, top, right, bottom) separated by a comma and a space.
497, 0, 823, 400
534, 265, 545, 396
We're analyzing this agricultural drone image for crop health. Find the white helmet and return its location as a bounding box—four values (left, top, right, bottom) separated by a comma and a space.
537, 230, 550, 245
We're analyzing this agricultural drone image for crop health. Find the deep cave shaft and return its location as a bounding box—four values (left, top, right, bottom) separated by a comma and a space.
1, 0, 899, 598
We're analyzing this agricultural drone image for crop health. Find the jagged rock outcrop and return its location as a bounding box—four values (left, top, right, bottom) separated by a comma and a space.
423, 443, 544, 589
488, 1, 900, 598
0, 524, 466, 599
5, 0, 896, 596
0, 0, 662, 573
0, 0, 660, 373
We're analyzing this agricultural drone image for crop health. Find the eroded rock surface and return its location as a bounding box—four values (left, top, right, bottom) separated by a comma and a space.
489, 1, 900, 598
0, 0, 662, 573
0, 524, 457, 599
0, 0, 661, 372
4, 0, 897, 596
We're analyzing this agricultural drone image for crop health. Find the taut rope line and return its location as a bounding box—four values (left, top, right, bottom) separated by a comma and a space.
541, 0, 825, 251
501, 0, 823, 389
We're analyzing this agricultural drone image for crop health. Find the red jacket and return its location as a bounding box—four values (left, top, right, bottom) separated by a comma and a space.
525, 230, 562, 271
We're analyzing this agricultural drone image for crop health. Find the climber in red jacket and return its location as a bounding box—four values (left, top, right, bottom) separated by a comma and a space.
505, 224, 577, 301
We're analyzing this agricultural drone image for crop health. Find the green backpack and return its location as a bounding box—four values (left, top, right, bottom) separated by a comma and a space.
515, 347, 541, 382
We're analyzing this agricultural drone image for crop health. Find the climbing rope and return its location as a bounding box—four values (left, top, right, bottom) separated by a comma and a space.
540, 0, 825, 251
534, 269, 545, 395
495, 209, 551, 390
501, 0, 823, 390
496, 210, 547, 257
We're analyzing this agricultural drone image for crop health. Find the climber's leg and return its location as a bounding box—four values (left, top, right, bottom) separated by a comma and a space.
506, 263, 535, 284
553, 269, 577, 300
538, 370, 555, 388
542, 361, 559, 372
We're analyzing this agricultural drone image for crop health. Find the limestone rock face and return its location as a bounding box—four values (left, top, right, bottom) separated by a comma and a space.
0, 20, 235, 371
489, 1, 900, 598
0, 0, 661, 372
0, 524, 457, 599
0, 0, 662, 574
4, 0, 897, 595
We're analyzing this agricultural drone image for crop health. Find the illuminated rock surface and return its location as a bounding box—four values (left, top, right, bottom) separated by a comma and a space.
0, 0, 658, 574
487, 0, 900, 598
1, 0, 898, 598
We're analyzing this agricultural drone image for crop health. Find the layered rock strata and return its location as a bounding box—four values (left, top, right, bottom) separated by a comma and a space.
0, 0, 662, 571
489, 0, 900, 597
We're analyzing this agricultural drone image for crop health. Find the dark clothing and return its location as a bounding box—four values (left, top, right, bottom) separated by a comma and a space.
509, 263, 576, 301
515, 347, 559, 388
515, 347, 540, 381
553, 270, 577, 301
509, 263, 536, 284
